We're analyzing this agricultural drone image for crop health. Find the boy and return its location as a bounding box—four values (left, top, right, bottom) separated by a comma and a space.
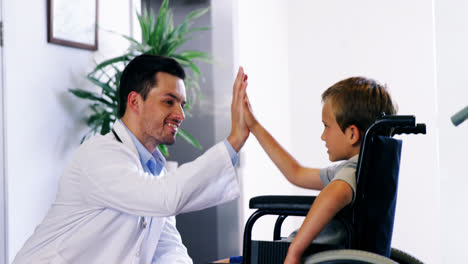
242, 77, 397, 264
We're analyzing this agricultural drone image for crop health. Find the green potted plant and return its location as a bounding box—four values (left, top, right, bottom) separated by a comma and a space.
69, 0, 209, 156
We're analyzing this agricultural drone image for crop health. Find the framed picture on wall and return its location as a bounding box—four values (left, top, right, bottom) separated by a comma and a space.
47, 0, 98, 50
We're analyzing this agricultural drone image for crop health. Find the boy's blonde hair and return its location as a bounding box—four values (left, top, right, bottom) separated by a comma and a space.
322, 77, 397, 137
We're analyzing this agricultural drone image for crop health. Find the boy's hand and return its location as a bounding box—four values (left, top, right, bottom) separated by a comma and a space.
227, 67, 249, 152
243, 95, 259, 130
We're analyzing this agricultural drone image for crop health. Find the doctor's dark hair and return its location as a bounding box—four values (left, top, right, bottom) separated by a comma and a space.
321, 77, 397, 137
118, 54, 186, 118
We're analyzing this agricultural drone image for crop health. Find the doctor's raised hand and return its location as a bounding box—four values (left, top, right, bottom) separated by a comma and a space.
13, 54, 250, 264
228, 66, 249, 152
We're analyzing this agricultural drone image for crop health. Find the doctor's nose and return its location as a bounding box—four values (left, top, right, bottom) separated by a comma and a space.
174, 105, 185, 122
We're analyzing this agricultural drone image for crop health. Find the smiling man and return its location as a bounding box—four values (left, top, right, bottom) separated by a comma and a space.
13, 54, 249, 264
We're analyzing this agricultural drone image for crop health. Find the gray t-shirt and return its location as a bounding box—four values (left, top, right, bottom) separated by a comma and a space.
319, 155, 358, 202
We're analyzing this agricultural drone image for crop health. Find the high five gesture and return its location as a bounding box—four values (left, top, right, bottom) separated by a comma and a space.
227, 67, 249, 152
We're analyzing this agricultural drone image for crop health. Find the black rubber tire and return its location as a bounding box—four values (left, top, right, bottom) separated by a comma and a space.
303, 249, 398, 264
390, 248, 424, 264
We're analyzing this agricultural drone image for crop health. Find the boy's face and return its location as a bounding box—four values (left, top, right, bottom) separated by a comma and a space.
321, 100, 356, 162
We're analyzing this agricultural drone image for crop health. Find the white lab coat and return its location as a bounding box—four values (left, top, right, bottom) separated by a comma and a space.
13, 121, 240, 264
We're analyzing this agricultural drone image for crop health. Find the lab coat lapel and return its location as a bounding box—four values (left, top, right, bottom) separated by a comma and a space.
111, 120, 167, 261
111, 120, 140, 161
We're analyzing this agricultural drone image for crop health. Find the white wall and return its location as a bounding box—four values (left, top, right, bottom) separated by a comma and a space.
434, 0, 468, 263
2, 0, 139, 262
237, 1, 442, 263
237, 0, 310, 242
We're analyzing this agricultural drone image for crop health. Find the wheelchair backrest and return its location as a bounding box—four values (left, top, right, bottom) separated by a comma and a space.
351, 115, 425, 257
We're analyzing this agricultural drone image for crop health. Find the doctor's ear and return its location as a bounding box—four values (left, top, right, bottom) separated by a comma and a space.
127, 91, 142, 114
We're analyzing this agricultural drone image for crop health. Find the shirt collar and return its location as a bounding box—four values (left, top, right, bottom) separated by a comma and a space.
118, 120, 166, 175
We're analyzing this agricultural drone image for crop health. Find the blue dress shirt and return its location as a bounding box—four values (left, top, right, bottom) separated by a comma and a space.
119, 120, 239, 172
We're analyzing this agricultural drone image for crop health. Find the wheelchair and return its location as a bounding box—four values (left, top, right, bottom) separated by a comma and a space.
241, 115, 426, 264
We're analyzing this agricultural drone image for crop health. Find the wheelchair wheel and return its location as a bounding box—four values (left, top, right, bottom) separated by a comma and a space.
390, 248, 424, 264
303, 249, 398, 264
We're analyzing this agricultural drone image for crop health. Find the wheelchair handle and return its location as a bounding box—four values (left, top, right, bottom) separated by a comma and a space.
373, 115, 416, 129
392, 123, 426, 136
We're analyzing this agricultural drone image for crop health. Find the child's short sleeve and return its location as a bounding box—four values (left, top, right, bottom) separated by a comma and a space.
319, 165, 336, 187
319, 155, 359, 202
333, 165, 357, 202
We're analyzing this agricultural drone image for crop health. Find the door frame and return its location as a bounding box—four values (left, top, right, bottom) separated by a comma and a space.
0, 0, 8, 261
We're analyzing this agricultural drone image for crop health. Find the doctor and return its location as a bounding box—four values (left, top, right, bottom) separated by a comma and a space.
13, 54, 249, 263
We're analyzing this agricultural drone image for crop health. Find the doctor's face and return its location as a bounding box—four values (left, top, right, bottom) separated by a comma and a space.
138, 72, 186, 149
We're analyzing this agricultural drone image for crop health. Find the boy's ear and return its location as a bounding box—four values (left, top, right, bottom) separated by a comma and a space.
346, 125, 361, 145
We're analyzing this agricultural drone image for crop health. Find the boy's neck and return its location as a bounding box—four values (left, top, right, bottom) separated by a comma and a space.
344, 146, 361, 160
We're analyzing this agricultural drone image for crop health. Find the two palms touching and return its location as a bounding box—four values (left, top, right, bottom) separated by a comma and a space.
228, 67, 254, 151
231, 66, 258, 138
228, 66, 261, 151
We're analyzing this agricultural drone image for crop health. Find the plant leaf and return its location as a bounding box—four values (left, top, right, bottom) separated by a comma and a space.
185, 7, 209, 21
188, 26, 211, 34
69, 89, 114, 107
158, 144, 169, 157
177, 128, 202, 150
178, 50, 210, 60
138, 10, 150, 44
86, 75, 116, 98
153, 0, 169, 50
90, 55, 130, 74
121, 34, 143, 47
101, 117, 111, 135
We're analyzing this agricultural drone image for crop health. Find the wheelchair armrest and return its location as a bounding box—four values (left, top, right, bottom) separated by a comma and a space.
249, 195, 316, 211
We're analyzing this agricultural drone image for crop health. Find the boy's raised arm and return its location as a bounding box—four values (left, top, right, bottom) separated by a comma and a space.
284, 180, 353, 264
242, 96, 324, 190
